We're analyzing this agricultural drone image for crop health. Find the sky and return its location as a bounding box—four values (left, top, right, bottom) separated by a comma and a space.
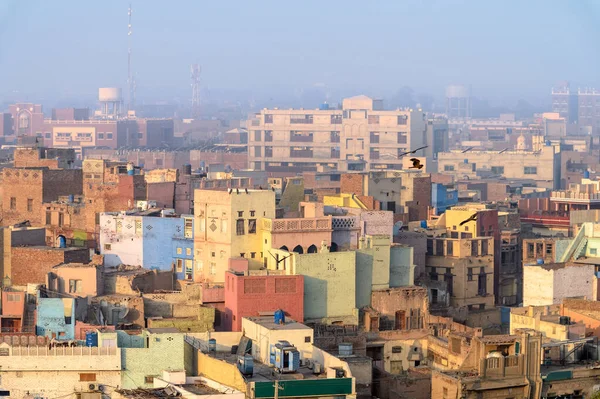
0, 0, 599, 106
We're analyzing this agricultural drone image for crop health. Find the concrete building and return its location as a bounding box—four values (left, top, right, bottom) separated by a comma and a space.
445, 85, 471, 119
431, 183, 458, 215
523, 261, 595, 306
437, 144, 560, 189
552, 81, 579, 123
35, 295, 76, 340
47, 262, 104, 298
100, 211, 194, 280
194, 189, 276, 283
247, 95, 427, 172
510, 305, 586, 341
425, 117, 449, 160
223, 271, 304, 331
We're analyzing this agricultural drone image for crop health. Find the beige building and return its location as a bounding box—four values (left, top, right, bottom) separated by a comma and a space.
194, 189, 276, 283
437, 144, 560, 189
247, 95, 427, 172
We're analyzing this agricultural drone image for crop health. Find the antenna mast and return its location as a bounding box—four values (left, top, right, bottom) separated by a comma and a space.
191, 64, 201, 119
127, 3, 135, 112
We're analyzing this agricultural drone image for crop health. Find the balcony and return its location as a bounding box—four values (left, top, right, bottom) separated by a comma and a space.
262, 217, 332, 233
290, 149, 313, 158
290, 133, 313, 143
290, 115, 314, 124
551, 191, 600, 203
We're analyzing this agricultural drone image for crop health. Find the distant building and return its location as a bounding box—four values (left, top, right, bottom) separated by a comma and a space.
247, 95, 427, 173
445, 85, 471, 119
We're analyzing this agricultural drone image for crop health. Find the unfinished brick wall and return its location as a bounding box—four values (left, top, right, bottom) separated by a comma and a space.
10, 247, 90, 285
341, 173, 364, 195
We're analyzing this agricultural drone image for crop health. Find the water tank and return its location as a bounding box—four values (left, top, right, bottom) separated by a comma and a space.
127, 162, 135, 176
420, 220, 427, 229
237, 354, 254, 376
486, 351, 503, 359
58, 236, 67, 249
68, 194, 74, 203
99, 88, 122, 102
312, 362, 322, 374
536, 258, 544, 265
319, 103, 330, 110
200, 161, 206, 169
208, 338, 217, 353
274, 309, 285, 325
559, 316, 571, 325
183, 164, 192, 175
339, 343, 353, 356
584, 170, 590, 179
545, 140, 551, 146
85, 331, 98, 347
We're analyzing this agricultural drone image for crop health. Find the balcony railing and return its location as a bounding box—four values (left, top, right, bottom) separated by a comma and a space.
551, 191, 600, 202
11, 345, 118, 356
263, 217, 332, 233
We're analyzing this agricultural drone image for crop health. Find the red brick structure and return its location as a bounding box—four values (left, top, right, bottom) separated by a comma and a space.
0, 168, 83, 226
224, 271, 304, 332
13, 147, 76, 169
10, 246, 90, 286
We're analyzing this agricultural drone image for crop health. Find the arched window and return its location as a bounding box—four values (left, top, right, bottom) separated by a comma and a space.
19, 112, 30, 129
280, 245, 289, 251
293, 245, 304, 254
307, 244, 318, 254
330, 242, 338, 252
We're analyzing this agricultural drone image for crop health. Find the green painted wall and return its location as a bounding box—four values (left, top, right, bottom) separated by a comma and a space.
253, 378, 354, 398
294, 251, 357, 323
121, 331, 185, 388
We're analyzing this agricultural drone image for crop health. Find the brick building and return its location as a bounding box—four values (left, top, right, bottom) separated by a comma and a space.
223, 271, 304, 331
10, 246, 90, 286
13, 146, 76, 169
0, 167, 83, 226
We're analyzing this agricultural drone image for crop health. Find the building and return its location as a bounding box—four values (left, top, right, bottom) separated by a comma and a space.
523, 261, 595, 306
223, 271, 304, 331
510, 305, 586, 341
194, 189, 276, 283
10, 246, 90, 286
247, 95, 427, 172
431, 183, 458, 215
425, 117, 449, 160
445, 85, 471, 119
13, 146, 76, 169
35, 295, 76, 340
552, 81, 579, 123
0, 166, 83, 226
437, 144, 560, 189
339, 170, 431, 221
100, 211, 194, 280
47, 262, 104, 298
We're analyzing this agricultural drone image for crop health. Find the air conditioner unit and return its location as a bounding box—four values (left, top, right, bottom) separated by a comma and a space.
88, 384, 97, 391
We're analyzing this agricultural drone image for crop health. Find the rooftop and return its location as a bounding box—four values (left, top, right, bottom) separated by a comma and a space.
246, 316, 312, 331
53, 262, 98, 269
146, 328, 180, 334
479, 335, 518, 345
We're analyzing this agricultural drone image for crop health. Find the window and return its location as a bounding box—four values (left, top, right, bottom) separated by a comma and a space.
397, 115, 408, 125
265, 114, 273, 123
251, 252, 256, 258
27, 198, 33, 212
197, 260, 203, 271
591, 248, 598, 256
442, 387, 448, 399
546, 243, 553, 255
368, 115, 380, 124
107, 133, 113, 139
69, 279, 82, 293
250, 210, 255, 217
46, 211, 52, 225
392, 346, 402, 353
58, 213, 64, 227
236, 219, 245, 235
444, 165, 455, 171
186, 248, 192, 256
397, 133, 407, 144
248, 219, 257, 234
524, 166, 537, 175
98, 133, 104, 139
238, 211, 244, 217
10, 197, 16, 210
254, 146, 262, 157
468, 267, 475, 281
145, 376, 155, 384
104, 244, 112, 251
45, 132, 51, 139
176, 259, 183, 272
183, 218, 193, 238
254, 130, 261, 141
491, 166, 504, 174
138, 133, 143, 139
211, 251, 216, 257
210, 262, 216, 275
305, 336, 311, 343
177, 247, 182, 255
80, 373, 96, 382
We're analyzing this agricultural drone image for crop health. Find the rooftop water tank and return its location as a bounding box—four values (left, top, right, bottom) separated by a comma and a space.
237, 354, 254, 376
545, 140, 551, 146
584, 170, 590, 179
536, 258, 544, 265
127, 163, 135, 176
274, 309, 285, 325
339, 343, 353, 356
208, 338, 216, 353
319, 103, 330, 110
420, 220, 427, 229
68, 194, 74, 203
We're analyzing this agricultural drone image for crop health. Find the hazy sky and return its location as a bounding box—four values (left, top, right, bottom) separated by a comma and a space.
0, 0, 599, 104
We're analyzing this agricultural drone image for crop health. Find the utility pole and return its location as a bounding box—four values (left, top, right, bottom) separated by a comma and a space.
127, 3, 136, 112
273, 381, 283, 399
191, 63, 201, 119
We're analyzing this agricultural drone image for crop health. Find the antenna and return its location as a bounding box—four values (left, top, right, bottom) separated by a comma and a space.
191, 63, 201, 119
127, 3, 135, 112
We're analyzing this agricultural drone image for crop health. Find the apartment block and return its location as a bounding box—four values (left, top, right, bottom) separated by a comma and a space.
247, 95, 427, 173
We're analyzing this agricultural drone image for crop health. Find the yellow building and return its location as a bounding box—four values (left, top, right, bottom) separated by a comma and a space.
247, 95, 427, 172
194, 189, 276, 283
323, 193, 369, 209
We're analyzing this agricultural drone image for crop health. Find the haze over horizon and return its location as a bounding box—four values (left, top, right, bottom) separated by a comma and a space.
1, 0, 599, 108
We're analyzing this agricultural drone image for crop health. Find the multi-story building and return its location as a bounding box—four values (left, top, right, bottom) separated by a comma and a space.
247, 95, 427, 173
552, 81, 579, 123
425, 117, 449, 159
194, 189, 276, 283
99, 211, 194, 280
437, 143, 560, 189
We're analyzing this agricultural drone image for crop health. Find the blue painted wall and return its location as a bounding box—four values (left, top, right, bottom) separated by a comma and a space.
36, 295, 76, 340
432, 183, 458, 215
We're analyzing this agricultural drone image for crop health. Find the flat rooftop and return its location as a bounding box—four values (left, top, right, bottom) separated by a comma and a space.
246, 316, 312, 331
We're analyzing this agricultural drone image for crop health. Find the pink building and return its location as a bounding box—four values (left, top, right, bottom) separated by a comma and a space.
1, 289, 25, 333
46, 263, 103, 298
224, 271, 304, 332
